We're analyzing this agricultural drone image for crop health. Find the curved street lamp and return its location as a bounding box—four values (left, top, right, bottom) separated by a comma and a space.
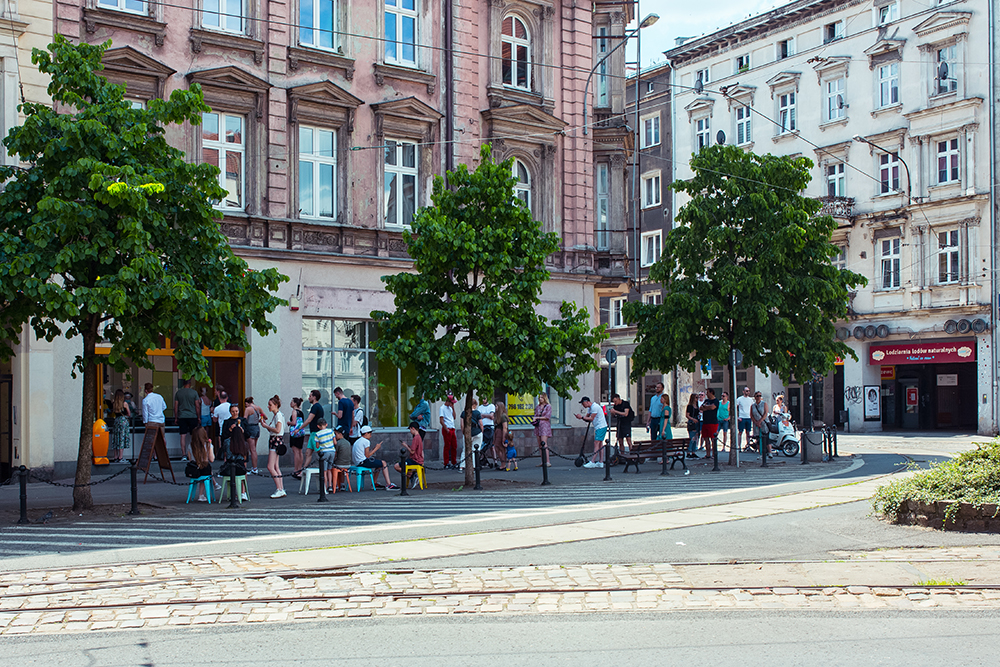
852, 134, 911, 204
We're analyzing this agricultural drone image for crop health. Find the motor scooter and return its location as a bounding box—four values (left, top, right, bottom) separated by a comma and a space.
773, 415, 800, 457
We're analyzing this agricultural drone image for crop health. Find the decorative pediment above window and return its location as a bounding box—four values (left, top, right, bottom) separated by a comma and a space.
855, 127, 908, 154
766, 71, 801, 97
83, 7, 166, 47
683, 96, 715, 121
812, 56, 850, 84
723, 85, 755, 111
288, 81, 364, 131
814, 140, 851, 166
370, 96, 443, 142
101, 46, 175, 100
187, 66, 269, 119
864, 38, 905, 69
373, 63, 437, 95
288, 46, 355, 81
912, 11, 971, 38
189, 28, 264, 65
481, 104, 567, 141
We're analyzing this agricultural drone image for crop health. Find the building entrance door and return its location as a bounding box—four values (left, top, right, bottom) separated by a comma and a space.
901, 379, 920, 429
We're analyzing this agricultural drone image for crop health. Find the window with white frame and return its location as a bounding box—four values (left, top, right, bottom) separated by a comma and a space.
98, 0, 146, 13
384, 139, 418, 226
777, 38, 794, 60
596, 162, 609, 250
298, 126, 336, 219
385, 0, 417, 66
877, 2, 898, 25
878, 63, 899, 107
879, 152, 900, 195
937, 138, 960, 184
502, 15, 531, 90
641, 113, 660, 148
824, 21, 844, 44
778, 92, 796, 133
825, 78, 845, 122
735, 54, 750, 73
202, 112, 245, 210
128, 100, 146, 110
880, 237, 901, 289
935, 44, 958, 95
827, 163, 846, 197
641, 171, 661, 209
300, 0, 336, 49
643, 291, 662, 306
641, 231, 661, 267
695, 116, 711, 150
695, 68, 709, 86
646, 81, 655, 95
597, 27, 608, 106
832, 244, 847, 271
735, 105, 751, 145
610, 297, 627, 328
203, 0, 244, 32
513, 159, 531, 210
937, 230, 959, 283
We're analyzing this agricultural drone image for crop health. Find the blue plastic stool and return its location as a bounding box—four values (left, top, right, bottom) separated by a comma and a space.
186, 476, 213, 503
348, 466, 376, 491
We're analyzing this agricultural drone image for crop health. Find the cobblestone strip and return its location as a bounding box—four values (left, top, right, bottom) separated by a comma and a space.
2, 564, 999, 636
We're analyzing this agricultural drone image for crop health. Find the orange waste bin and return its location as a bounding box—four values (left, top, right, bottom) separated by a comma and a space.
93, 419, 110, 465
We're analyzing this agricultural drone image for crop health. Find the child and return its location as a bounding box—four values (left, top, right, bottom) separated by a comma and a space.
313, 419, 338, 492
505, 434, 518, 471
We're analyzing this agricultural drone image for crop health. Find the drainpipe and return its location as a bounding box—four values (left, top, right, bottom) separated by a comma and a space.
990, 0, 999, 433
444, 0, 454, 175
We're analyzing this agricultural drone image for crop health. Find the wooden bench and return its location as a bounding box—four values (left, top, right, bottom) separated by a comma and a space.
619, 438, 688, 473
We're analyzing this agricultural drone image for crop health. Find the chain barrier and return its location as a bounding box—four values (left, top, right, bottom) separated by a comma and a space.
27, 466, 132, 488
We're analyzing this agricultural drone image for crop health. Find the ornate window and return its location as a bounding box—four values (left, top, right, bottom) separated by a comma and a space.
609, 297, 627, 328
937, 230, 959, 284
827, 163, 845, 197
825, 78, 845, 122
203, 112, 245, 210
878, 63, 899, 108
298, 126, 337, 219
695, 116, 711, 150
385, 0, 417, 67
502, 15, 531, 90
203, 0, 244, 32
384, 140, 418, 227
935, 44, 958, 95
937, 138, 960, 184
98, 0, 145, 14
735, 105, 751, 145
513, 159, 531, 210
880, 237, 901, 289
778, 92, 796, 133
596, 27, 608, 106
596, 162, 609, 250
879, 152, 900, 195
300, 0, 336, 50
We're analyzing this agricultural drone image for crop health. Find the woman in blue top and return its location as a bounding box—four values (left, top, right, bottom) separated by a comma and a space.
659, 394, 672, 440
717, 392, 731, 452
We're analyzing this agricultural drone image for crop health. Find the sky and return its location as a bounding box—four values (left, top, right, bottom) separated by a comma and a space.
625, 0, 783, 68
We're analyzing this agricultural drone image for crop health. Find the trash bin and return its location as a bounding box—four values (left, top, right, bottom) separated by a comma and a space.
93, 419, 110, 465
802, 431, 824, 462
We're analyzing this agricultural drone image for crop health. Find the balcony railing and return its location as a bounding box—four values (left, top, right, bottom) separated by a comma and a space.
817, 195, 854, 220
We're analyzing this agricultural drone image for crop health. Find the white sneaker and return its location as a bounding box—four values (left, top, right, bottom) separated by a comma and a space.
240, 492, 249, 501
583, 461, 598, 468
270, 489, 286, 498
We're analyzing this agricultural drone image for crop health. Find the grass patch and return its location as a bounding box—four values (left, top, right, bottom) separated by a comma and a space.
915, 579, 967, 587
872, 439, 1000, 524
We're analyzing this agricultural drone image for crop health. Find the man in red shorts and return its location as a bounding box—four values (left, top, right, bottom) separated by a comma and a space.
699, 388, 720, 459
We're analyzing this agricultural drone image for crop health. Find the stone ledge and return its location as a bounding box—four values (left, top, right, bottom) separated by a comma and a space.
894, 499, 1000, 532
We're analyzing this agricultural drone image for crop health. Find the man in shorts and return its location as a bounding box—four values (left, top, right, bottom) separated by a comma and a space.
575, 396, 608, 468
351, 425, 397, 489
174, 378, 200, 461
735, 386, 754, 451
609, 393, 634, 454
699, 388, 720, 459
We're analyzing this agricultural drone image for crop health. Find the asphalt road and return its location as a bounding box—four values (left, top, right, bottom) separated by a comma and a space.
5, 611, 999, 666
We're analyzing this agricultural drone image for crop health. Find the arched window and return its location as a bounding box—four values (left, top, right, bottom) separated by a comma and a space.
513, 159, 531, 210
501, 16, 531, 90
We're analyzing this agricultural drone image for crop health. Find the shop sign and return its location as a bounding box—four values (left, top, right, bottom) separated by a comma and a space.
868, 340, 975, 365
937, 374, 959, 387
507, 392, 536, 425
834, 357, 844, 366
906, 386, 919, 408
880, 366, 895, 380
864, 385, 881, 421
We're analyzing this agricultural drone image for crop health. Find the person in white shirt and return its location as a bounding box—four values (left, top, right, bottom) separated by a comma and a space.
260, 395, 287, 498
439, 395, 458, 469
350, 394, 364, 443
351, 425, 397, 489
142, 383, 167, 426
479, 399, 496, 458
574, 396, 608, 468
735, 387, 755, 451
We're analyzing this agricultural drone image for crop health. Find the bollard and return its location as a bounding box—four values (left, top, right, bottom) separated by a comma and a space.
316, 452, 328, 503
540, 444, 550, 486
800, 431, 809, 465
17, 465, 28, 525
473, 446, 482, 491
660, 439, 669, 476
399, 447, 409, 496
603, 443, 612, 481
711, 433, 720, 472
760, 432, 769, 468
832, 426, 838, 458
227, 457, 239, 509
128, 459, 139, 515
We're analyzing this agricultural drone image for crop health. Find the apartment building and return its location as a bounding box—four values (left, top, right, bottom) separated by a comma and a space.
665, 0, 993, 434
6, 0, 632, 475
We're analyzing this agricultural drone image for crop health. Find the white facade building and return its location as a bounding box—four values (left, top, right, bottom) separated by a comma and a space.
665, 0, 995, 434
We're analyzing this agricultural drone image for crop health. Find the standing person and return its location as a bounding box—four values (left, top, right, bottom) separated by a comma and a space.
479, 397, 496, 459
313, 419, 338, 492
211, 390, 231, 456
717, 391, 731, 452
492, 400, 509, 470
409, 396, 430, 440
574, 396, 607, 468
533, 393, 552, 467
333, 387, 354, 438
301, 389, 324, 469
646, 382, 665, 440
287, 397, 305, 479
220, 403, 245, 459
735, 387, 754, 451
750, 391, 770, 458
685, 393, 700, 458
199, 387, 212, 429
609, 393, 634, 454
142, 383, 166, 428
261, 395, 287, 498
174, 379, 200, 462
439, 395, 458, 469
110, 389, 131, 463
352, 425, 398, 489
659, 394, 673, 440
350, 395, 365, 444
243, 397, 263, 474
184, 426, 215, 502
700, 388, 720, 460
459, 399, 482, 471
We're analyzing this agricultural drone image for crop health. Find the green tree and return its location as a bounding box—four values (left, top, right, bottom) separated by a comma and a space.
0, 37, 286, 509
623, 145, 865, 465
371, 145, 606, 486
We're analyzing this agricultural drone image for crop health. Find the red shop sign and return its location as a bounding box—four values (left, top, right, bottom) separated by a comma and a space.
869, 340, 976, 365
906, 387, 918, 407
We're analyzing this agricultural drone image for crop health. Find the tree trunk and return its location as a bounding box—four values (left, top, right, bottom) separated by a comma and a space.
73, 317, 98, 510
727, 352, 739, 467
463, 389, 475, 488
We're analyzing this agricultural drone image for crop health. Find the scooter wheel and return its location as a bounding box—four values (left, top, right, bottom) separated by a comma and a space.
782, 442, 800, 457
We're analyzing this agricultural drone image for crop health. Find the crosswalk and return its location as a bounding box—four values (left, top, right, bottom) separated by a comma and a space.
0, 461, 857, 558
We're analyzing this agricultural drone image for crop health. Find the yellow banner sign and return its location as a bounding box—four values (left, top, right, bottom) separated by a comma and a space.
507, 392, 535, 425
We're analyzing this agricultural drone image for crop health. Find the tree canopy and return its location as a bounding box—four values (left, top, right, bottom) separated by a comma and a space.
624, 145, 865, 462
371, 144, 605, 485
0, 37, 286, 508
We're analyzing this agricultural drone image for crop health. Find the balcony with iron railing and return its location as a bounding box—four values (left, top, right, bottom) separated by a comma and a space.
817, 195, 855, 225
